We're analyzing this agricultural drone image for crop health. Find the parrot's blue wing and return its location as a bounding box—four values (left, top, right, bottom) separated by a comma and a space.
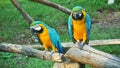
48, 28, 63, 53
86, 14, 91, 42
68, 16, 76, 43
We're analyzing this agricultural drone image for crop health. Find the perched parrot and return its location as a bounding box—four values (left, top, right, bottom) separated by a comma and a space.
68, 6, 91, 49
30, 21, 63, 56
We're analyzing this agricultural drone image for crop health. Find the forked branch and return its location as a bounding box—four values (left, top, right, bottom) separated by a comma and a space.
31, 0, 71, 14
11, 0, 34, 24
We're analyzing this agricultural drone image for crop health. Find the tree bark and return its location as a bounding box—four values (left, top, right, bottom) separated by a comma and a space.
31, 0, 71, 15
64, 45, 120, 68
62, 39, 120, 47
0, 43, 63, 62
0, 42, 120, 68
53, 62, 80, 68
16, 39, 120, 49
11, 0, 34, 24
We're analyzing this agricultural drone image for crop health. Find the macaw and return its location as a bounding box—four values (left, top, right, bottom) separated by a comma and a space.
30, 21, 63, 56
68, 6, 91, 49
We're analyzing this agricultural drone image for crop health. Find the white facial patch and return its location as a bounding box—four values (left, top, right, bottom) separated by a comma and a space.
30, 25, 42, 31
34, 26, 41, 31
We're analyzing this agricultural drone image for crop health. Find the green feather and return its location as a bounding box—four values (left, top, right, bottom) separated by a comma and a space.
72, 6, 83, 12
30, 21, 50, 29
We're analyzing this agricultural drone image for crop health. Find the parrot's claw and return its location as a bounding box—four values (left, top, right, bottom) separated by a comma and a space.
76, 41, 85, 50
49, 50, 55, 59
79, 41, 85, 50
42, 50, 47, 59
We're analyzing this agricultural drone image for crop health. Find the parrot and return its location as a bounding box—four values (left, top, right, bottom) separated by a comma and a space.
68, 6, 91, 49
30, 21, 63, 57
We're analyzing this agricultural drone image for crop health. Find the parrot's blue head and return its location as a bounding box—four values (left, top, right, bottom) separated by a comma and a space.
71, 6, 84, 20
30, 21, 44, 34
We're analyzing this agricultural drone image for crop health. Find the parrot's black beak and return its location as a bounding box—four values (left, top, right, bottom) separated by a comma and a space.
72, 11, 83, 20
30, 28, 37, 34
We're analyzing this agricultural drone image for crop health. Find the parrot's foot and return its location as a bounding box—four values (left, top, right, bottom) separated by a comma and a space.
79, 41, 85, 50
49, 50, 55, 59
42, 50, 47, 59
76, 41, 85, 50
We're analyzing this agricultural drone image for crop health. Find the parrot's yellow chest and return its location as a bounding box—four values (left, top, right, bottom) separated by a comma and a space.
37, 25, 57, 52
37, 26, 52, 47
72, 19, 87, 41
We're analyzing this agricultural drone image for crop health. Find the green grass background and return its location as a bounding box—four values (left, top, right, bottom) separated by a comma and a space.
0, 0, 120, 68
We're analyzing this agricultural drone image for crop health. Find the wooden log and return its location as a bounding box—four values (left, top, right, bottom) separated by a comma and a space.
89, 39, 120, 46
10, 0, 34, 24
53, 62, 80, 68
1, 39, 120, 52
0, 43, 63, 62
64, 45, 120, 68
1, 39, 120, 68
31, 0, 71, 15
62, 39, 120, 47
19, 39, 120, 49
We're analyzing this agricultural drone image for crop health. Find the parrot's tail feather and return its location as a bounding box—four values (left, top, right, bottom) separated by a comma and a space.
57, 42, 64, 54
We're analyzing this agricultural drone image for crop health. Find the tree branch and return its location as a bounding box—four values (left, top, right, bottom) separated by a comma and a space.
31, 0, 71, 15
0, 39, 119, 52
0, 43, 63, 62
20, 39, 120, 49
64, 45, 120, 68
62, 39, 120, 47
11, 0, 34, 24
0, 40, 120, 68
89, 39, 120, 46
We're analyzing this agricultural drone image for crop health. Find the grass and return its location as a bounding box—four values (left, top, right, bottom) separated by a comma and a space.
0, 53, 54, 68
0, 0, 120, 68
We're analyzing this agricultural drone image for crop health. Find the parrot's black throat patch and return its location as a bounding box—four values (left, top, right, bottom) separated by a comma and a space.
38, 28, 43, 33
72, 11, 84, 20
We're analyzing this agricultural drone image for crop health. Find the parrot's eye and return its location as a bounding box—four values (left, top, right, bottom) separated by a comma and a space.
72, 11, 83, 20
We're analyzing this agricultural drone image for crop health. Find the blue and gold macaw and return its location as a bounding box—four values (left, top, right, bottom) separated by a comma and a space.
68, 6, 91, 49
30, 21, 63, 55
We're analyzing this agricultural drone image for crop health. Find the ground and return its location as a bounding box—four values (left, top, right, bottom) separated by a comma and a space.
94, 11, 120, 25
